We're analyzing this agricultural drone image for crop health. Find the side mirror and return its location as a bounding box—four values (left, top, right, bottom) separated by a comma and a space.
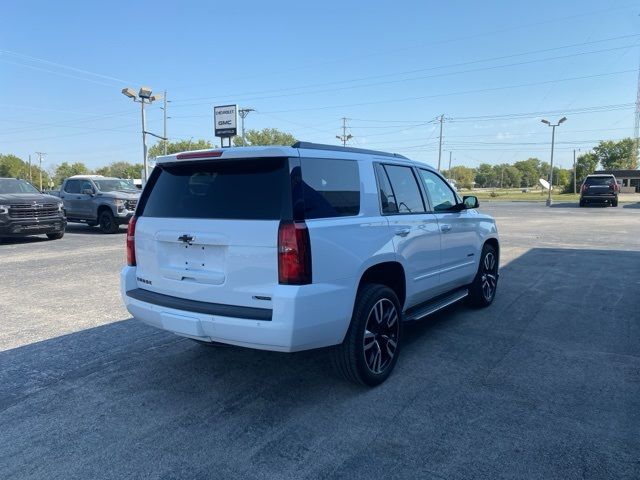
463, 195, 479, 209
81, 188, 95, 196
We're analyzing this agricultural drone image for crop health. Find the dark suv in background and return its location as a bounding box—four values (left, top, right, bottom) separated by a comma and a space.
580, 174, 619, 207
0, 178, 66, 241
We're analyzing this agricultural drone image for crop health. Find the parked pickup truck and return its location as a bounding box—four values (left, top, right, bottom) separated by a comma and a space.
0, 177, 66, 240
55, 175, 140, 233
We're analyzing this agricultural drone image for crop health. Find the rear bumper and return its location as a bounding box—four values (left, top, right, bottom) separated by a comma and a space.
0, 216, 66, 236
120, 266, 355, 352
581, 195, 616, 202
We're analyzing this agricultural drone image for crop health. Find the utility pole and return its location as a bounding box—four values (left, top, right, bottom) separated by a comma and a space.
448, 151, 452, 174
437, 114, 444, 171
35, 152, 46, 191
336, 117, 353, 146
163, 90, 168, 155
238, 108, 255, 146
28, 154, 32, 182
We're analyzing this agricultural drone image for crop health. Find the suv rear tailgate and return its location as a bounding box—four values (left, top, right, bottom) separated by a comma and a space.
135, 217, 279, 308
132, 156, 292, 310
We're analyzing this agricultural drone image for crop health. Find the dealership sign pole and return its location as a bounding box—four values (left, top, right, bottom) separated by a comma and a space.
214, 105, 238, 148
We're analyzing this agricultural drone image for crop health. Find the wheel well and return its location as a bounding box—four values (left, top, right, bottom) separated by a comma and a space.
358, 262, 406, 309
484, 238, 500, 264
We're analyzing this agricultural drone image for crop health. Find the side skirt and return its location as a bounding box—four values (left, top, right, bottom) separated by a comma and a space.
403, 288, 469, 322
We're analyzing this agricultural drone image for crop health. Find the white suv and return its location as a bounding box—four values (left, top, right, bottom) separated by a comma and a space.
121, 142, 499, 385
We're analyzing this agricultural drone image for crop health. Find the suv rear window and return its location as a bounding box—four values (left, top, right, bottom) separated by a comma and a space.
584, 176, 615, 185
139, 158, 291, 220
300, 158, 360, 219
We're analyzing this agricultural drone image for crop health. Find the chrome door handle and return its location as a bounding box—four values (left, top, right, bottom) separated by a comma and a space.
440, 224, 452, 232
395, 228, 411, 237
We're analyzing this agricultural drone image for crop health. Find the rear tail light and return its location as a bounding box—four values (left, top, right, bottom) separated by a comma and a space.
126, 216, 137, 266
581, 184, 588, 193
278, 221, 312, 285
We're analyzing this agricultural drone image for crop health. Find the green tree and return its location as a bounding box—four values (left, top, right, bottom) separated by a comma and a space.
593, 138, 637, 170
0, 154, 26, 178
474, 163, 496, 188
565, 152, 599, 192
148, 139, 213, 159
503, 166, 522, 188
0, 154, 50, 188
232, 128, 296, 147
52, 162, 91, 186
94, 161, 142, 179
553, 167, 570, 188
513, 158, 541, 187
445, 166, 475, 189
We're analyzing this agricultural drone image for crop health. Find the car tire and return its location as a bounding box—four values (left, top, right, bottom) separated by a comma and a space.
331, 284, 402, 386
612, 198, 618, 207
46, 232, 64, 240
579, 199, 585, 207
98, 210, 119, 234
468, 243, 499, 308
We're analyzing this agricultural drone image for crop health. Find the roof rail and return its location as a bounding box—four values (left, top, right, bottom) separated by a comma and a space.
292, 141, 407, 159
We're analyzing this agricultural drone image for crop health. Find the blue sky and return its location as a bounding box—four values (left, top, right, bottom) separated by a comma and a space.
1, 0, 638, 172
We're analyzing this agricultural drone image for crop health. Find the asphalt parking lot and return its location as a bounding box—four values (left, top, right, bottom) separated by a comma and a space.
1, 202, 639, 480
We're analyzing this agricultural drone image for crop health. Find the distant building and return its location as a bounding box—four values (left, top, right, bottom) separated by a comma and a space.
594, 169, 640, 193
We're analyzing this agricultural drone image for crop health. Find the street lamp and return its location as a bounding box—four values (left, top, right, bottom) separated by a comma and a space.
540, 116, 567, 207
121, 86, 165, 182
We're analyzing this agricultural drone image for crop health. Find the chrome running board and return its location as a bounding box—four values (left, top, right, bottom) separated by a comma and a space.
403, 288, 468, 322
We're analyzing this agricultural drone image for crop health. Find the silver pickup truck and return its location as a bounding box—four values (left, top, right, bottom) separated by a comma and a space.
54, 175, 140, 233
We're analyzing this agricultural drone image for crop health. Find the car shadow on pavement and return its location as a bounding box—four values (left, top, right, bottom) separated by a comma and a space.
64, 224, 126, 235
1, 247, 639, 480
0, 236, 51, 245
622, 202, 640, 209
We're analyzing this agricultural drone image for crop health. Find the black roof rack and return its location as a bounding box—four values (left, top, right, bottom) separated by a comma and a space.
292, 141, 408, 159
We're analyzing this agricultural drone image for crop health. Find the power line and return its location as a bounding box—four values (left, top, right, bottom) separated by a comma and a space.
261, 70, 636, 114
0, 50, 135, 84
170, 5, 638, 94
170, 44, 638, 107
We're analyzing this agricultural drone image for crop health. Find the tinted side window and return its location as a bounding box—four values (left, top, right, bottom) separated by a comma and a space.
81, 181, 93, 192
300, 158, 360, 219
374, 164, 398, 214
419, 170, 458, 212
383, 165, 425, 214
140, 158, 291, 220
64, 180, 81, 193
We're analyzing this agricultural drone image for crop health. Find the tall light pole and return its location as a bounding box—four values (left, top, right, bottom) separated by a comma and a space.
238, 108, 255, 146
541, 116, 567, 207
122, 87, 165, 182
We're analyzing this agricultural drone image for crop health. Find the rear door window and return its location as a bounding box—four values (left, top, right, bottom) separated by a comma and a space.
380, 164, 426, 214
139, 158, 291, 220
300, 158, 360, 219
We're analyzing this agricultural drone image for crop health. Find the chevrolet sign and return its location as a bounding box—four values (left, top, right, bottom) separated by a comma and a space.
214, 104, 238, 137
